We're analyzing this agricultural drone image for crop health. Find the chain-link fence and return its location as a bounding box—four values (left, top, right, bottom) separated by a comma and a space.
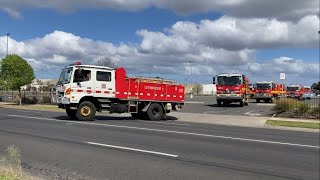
0, 90, 56, 104
273, 97, 320, 119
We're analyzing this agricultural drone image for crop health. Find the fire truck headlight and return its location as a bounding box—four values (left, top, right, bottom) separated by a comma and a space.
65, 88, 72, 95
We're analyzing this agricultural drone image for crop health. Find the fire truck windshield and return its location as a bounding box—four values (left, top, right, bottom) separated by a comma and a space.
217, 76, 241, 86
256, 83, 271, 90
57, 68, 72, 85
287, 86, 300, 91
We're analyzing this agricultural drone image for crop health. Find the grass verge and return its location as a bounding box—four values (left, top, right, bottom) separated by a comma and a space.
266, 120, 320, 129
0, 145, 39, 180
0, 145, 23, 180
0, 102, 63, 112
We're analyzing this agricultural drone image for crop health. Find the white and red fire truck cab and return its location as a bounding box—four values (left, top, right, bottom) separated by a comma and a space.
56, 62, 185, 121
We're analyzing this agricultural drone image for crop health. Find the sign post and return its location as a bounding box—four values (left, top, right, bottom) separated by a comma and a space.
280, 73, 285, 98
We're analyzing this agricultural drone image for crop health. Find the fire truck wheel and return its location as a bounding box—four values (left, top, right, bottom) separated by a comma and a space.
239, 100, 244, 107
66, 108, 78, 120
147, 103, 164, 121
217, 100, 221, 107
76, 101, 96, 121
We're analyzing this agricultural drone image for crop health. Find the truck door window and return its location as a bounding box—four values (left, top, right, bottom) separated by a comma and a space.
74, 69, 91, 82
97, 71, 111, 82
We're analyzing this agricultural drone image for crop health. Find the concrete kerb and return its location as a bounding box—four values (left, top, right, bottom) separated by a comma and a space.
268, 117, 320, 123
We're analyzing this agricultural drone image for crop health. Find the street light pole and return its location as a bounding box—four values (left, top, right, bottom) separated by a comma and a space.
6, 33, 10, 56
189, 60, 195, 98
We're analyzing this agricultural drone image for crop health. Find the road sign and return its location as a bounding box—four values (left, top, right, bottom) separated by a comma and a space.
280, 73, 285, 80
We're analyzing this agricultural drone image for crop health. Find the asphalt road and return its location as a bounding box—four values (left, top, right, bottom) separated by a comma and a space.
0, 108, 319, 180
182, 96, 276, 116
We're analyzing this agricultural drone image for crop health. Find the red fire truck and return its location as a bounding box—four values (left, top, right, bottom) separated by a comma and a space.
286, 84, 314, 100
213, 73, 250, 107
254, 81, 285, 103
56, 62, 185, 121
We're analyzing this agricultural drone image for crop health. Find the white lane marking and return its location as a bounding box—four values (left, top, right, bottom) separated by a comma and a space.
66, 123, 76, 125
86, 141, 178, 158
8, 115, 320, 149
184, 101, 205, 104
244, 110, 261, 116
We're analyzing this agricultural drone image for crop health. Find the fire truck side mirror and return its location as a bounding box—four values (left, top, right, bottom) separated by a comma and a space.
213, 77, 216, 84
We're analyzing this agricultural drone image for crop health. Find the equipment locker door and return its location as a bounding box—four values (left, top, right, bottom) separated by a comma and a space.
95, 70, 116, 98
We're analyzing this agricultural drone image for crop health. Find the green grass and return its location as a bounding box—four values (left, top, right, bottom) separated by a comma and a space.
266, 120, 320, 129
0, 102, 63, 112
0, 175, 15, 180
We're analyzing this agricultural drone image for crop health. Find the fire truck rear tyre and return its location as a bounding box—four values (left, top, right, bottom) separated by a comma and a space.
66, 108, 78, 120
76, 101, 96, 121
240, 100, 244, 107
147, 103, 164, 121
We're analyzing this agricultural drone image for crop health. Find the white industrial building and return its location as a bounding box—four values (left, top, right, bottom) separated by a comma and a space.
202, 84, 216, 95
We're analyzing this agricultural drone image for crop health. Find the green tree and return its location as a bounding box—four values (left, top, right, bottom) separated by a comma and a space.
97, 56, 118, 68
0, 54, 35, 99
193, 84, 203, 95
311, 81, 320, 91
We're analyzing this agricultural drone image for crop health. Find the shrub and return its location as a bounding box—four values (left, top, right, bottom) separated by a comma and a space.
21, 97, 31, 104
310, 104, 320, 118
297, 103, 310, 114
41, 96, 51, 104
273, 98, 298, 112
21, 96, 38, 104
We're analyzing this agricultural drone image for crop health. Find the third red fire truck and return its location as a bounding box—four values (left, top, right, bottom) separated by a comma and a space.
55, 62, 185, 121
214, 73, 250, 107
286, 84, 314, 100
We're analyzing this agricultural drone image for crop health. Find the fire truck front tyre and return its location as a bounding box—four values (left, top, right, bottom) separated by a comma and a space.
240, 100, 244, 107
66, 108, 78, 120
147, 103, 164, 121
76, 101, 96, 121
217, 100, 221, 107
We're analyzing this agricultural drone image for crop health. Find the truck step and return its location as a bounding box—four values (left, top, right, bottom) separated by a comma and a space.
101, 104, 111, 108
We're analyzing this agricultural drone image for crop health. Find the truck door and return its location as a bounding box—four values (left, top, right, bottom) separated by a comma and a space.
71, 68, 95, 102
95, 70, 116, 98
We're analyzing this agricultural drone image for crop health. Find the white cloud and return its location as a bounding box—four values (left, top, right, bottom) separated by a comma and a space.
0, 29, 318, 85
1, 0, 319, 20
0, 7, 20, 18
168, 15, 319, 50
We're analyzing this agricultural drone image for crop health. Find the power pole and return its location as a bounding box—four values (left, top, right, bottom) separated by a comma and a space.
189, 60, 195, 98
6, 33, 10, 56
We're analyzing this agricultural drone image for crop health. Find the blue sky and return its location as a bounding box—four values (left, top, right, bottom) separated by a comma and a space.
0, 0, 319, 85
